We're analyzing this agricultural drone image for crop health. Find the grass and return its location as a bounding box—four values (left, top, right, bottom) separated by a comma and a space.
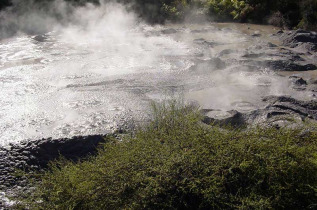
16, 101, 317, 209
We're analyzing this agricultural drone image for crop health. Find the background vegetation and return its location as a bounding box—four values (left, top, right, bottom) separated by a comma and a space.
0, 0, 316, 30
166, 0, 317, 30
17, 102, 317, 209
203, 0, 317, 30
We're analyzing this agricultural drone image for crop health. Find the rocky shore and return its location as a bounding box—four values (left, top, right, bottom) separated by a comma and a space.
201, 29, 317, 126
0, 135, 108, 208
202, 95, 317, 128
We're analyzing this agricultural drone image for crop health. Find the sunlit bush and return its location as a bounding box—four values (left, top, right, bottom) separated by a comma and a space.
17, 101, 317, 209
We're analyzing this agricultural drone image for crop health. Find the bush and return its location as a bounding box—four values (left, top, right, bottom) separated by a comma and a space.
268, 11, 286, 28
129, 0, 190, 23
298, 0, 317, 30
203, 0, 317, 29
17, 101, 317, 209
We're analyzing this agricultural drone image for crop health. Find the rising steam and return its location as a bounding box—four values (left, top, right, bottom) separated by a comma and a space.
0, 0, 126, 39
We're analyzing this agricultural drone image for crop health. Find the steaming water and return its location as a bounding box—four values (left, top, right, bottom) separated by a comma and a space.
0, 5, 314, 146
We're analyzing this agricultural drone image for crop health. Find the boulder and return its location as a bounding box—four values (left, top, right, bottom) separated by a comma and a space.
217, 49, 236, 57
202, 96, 317, 128
242, 53, 265, 59
251, 32, 261, 37
193, 38, 222, 48
293, 32, 317, 43
289, 76, 307, 86
161, 28, 177, 34
33, 35, 47, 42
190, 58, 226, 72
268, 42, 278, 48
202, 110, 246, 128
262, 60, 316, 71
280, 30, 317, 52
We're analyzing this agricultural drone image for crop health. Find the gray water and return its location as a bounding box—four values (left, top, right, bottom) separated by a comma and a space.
0, 7, 314, 146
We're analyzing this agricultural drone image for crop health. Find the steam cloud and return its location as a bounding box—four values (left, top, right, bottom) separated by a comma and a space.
0, 0, 128, 39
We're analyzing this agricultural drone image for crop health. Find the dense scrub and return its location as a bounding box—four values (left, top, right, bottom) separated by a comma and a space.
17, 102, 317, 209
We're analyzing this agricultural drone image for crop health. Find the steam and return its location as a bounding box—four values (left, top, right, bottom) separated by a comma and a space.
0, 0, 194, 145
0, 0, 122, 39
1, 0, 64, 38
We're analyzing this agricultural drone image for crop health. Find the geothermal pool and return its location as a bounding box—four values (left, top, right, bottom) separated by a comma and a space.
0, 15, 315, 145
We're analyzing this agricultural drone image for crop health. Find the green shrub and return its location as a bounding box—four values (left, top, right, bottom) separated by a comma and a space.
18, 101, 317, 209
162, 0, 190, 21
298, 0, 317, 30
204, 0, 234, 21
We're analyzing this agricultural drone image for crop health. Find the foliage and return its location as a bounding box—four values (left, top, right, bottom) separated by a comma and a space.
17, 101, 317, 209
205, 0, 235, 21
162, 0, 189, 21
129, 0, 190, 23
202, 0, 317, 29
1, 0, 316, 29
298, 0, 317, 30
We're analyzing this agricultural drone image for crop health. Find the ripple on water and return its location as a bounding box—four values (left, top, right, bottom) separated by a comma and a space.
205, 110, 234, 120
231, 101, 257, 112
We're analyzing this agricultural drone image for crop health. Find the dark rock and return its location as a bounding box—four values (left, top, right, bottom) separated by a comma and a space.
261, 95, 317, 119
191, 29, 212, 33
193, 38, 222, 48
33, 35, 47, 42
161, 28, 177, 34
242, 53, 264, 59
194, 52, 204, 57
268, 42, 278, 48
290, 55, 305, 62
217, 49, 236, 57
280, 30, 317, 52
251, 33, 261, 37
0, 134, 107, 191
289, 76, 307, 86
263, 60, 317, 71
202, 110, 246, 127
293, 32, 317, 43
202, 96, 317, 128
190, 58, 226, 72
